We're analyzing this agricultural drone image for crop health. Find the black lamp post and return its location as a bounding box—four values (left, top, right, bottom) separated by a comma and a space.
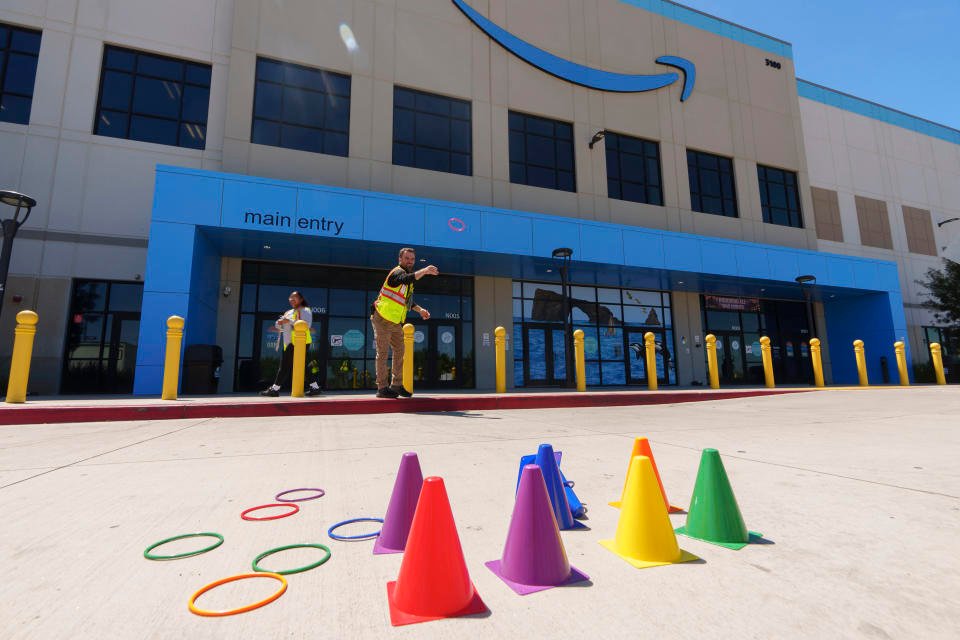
795, 274, 817, 339
0, 191, 37, 320
552, 247, 574, 387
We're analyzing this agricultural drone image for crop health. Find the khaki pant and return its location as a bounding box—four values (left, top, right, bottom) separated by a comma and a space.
371, 311, 404, 390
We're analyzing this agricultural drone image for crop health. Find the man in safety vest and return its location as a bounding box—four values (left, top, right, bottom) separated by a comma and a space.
371, 247, 438, 398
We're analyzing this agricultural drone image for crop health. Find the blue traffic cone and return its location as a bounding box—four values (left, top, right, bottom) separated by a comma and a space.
517, 450, 586, 519
532, 444, 586, 530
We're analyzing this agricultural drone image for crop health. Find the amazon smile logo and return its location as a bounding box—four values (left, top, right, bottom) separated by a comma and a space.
451, 0, 696, 101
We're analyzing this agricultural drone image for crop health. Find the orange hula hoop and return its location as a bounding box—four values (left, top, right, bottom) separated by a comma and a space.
188, 572, 287, 617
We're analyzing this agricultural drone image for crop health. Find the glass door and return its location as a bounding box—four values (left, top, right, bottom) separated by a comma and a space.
626, 329, 670, 386
433, 323, 459, 387
714, 331, 746, 384
105, 313, 139, 393
523, 323, 567, 386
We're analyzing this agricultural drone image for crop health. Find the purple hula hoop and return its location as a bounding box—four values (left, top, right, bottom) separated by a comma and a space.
275, 488, 326, 503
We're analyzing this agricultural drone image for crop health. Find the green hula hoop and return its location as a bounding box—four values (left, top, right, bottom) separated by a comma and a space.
144, 532, 224, 561
252, 543, 332, 575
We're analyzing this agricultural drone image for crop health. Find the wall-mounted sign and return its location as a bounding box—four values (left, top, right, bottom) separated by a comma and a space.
704, 295, 761, 312
452, 0, 696, 101
242, 211, 345, 236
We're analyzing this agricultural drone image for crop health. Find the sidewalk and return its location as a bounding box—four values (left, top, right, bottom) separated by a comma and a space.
0, 387, 814, 425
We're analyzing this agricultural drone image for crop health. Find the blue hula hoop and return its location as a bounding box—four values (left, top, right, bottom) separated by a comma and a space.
327, 517, 384, 541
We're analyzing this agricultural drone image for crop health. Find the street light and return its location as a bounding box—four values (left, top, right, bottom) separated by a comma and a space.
936, 217, 959, 228
0, 190, 37, 320
552, 247, 574, 387
795, 274, 817, 339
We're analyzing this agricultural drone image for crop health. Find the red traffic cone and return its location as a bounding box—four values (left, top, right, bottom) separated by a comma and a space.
386, 476, 487, 626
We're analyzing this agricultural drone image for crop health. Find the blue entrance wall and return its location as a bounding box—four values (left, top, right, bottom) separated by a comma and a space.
134, 165, 908, 394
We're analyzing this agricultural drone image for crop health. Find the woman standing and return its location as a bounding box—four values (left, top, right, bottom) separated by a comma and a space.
260, 291, 323, 397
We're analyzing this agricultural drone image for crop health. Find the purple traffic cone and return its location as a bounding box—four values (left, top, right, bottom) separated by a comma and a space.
374, 452, 424, 555
534, 444, 585, 530
486, 465, 589, 594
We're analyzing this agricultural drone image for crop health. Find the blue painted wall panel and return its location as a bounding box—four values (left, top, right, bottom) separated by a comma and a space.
532, 218, 581, 258
622, 229, 665, 269
580, 225, 624, 264
425, 205, 483, 250
734, 245, 771, 279
144, 222, 197, 294
661, 235, 701, 272
825, 256, 856, 288
133, 291, 190, 395
766, 249, 800, 282
153, 172, 222, 226
481, 212, 532, 255
699, 240, 738, 277
363, 198, 425, 245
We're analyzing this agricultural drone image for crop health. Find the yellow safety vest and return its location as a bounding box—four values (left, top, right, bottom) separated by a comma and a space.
375, 267, 413, 324
293, 309, 312, 344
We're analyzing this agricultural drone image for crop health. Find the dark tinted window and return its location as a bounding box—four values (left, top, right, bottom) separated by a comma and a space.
687, 149, 738, 217
0, 22, 42, 125
605, 132, 662, 206
758, 165, 803, 228
392, 86, 471, 176
508, 111, 576, 192
251, 57, 350, 156
94, 45, 211, 149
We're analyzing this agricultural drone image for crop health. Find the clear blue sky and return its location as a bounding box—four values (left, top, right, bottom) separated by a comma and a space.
674, 0, 960, 130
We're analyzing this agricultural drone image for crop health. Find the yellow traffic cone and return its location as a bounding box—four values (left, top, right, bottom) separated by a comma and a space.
599, 456, 698, 569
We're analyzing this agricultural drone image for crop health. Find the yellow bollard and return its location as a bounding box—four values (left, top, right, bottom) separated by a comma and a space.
403, 323, 415, 394
930, 342, 946, 385
291, 319, 308, 397
760, 336, 775, 388
644, 332, 658, 391
809, 338, 825, 388
705, 334, 719, 389
853, 339, 868, 386
5, 310, 39, 404
573, 329, 586, 392
494, 326, 506, 393
894, 341, 909, 386
161, 315, 184, 400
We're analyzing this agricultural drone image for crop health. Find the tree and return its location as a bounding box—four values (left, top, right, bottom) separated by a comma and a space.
919, 259, 960, 327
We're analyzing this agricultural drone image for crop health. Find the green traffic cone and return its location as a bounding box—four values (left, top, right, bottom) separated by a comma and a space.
675, 448, 762, 550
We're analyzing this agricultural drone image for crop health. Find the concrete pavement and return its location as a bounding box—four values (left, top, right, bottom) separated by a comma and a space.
1, 387, 958, 639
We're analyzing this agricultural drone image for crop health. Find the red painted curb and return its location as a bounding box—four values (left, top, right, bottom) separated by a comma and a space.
0, 389, 810, 426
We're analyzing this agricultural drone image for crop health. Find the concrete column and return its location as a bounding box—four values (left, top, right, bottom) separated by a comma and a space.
670, 290, 707, 385
474, 275, 514, 390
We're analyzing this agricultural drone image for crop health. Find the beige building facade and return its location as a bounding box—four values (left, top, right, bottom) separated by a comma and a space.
0, 0, 954, 395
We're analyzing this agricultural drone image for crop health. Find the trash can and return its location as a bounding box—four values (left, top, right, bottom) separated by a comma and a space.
182, 344, 224, 394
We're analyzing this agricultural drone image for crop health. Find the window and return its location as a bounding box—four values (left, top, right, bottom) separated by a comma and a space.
811, 186, 843, 242
854, 195, 893, 249
758, 165, 803, 228
512, 281, 675, 387
508, 112, 575, 192
393, 87, 471, 176
251, 57, 350, 156
94, 45, 210, 149
0, 23, 41, 125
687, 149, 738, 217
605, 132, 662, 206
903, 206, 936, 256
